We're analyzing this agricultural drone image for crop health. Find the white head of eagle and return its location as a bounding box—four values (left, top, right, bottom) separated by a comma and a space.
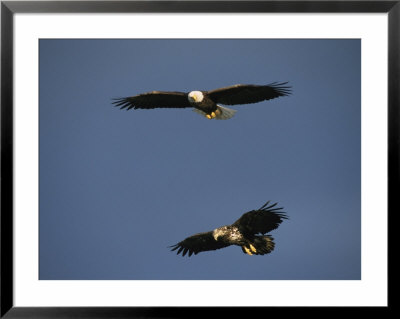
188, 91, 204, 103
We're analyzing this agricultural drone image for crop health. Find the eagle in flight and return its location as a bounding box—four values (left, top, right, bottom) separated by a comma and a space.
170, 201, 288, 256
113, 82, 291, 120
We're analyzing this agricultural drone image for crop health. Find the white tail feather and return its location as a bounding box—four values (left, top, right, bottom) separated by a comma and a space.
215, 105, 236, 120
192, 105, 236, 120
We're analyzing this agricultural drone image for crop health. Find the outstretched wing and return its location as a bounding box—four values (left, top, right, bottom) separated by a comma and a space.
207, 82, 291, 106
170, 231, 231, 257
112, 91, 192, 110
233, 201, 288, 236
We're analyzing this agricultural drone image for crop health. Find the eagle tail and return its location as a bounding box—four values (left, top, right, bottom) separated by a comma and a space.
215, 105, 236, 120
192, 105, 236, 120
242, 235, 275, 255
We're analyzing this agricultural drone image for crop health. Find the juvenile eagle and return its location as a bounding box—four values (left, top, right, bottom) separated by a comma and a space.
170, 201, 288, 256
113, 82, 291, 120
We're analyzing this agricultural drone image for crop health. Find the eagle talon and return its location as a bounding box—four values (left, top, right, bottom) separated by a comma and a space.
243, 246, 253, 255
211, 112, 216, 118
206, 114, 212, 119
249, 244, 257, 253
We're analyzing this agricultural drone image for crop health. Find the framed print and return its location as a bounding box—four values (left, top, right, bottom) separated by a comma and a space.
1, 0, 396, 317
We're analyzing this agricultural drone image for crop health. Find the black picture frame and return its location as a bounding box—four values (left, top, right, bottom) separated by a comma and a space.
1, 1, 395, 317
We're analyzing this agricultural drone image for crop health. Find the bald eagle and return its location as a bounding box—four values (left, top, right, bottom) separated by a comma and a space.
113, 82, 291, 120
170, 201, 288, 256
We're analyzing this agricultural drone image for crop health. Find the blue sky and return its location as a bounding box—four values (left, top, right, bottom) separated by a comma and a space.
39, 39, 360, 280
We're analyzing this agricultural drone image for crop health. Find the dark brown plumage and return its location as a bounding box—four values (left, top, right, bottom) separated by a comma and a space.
170, 201, 288, 257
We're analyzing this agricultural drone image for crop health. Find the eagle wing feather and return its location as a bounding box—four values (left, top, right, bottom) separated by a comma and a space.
232, 201, 288, 236
207, 83, 291, 106
170, 231, 231, 257
112, 91, 191, 110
